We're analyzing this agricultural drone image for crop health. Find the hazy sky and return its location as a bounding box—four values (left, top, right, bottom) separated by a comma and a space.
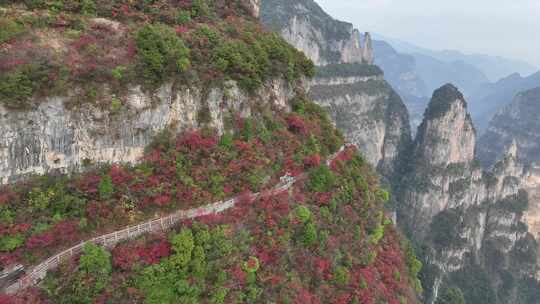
316, 0, 540, 66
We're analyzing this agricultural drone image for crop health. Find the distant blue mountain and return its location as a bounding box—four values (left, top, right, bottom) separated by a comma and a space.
469, 71, 540, 131
370, 37, 488, 130
370, 33, 540, 133
378, 35, 538, 82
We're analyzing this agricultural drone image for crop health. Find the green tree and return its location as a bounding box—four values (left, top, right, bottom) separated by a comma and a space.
190, 245, 207, 278
171, 228, 195, 268
135, 24, 190, 84
333, 266, 350, 286
0, 63, 49, 108
72, 243, 112, 302
98, 175, 114, 200
295, 205, 312, 223
0, 234, 24, 252
302, 222, 318, 246
78, 243, 112, 277
0, 18, 25, 44
308, 165, 336, 193
81, 0, 96, 16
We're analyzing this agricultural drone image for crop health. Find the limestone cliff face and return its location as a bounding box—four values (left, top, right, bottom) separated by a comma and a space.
414, 85, 476, 167
399, 84, 537, 303
260, 0, 373, 66
478, 87, 540, 168
524, 166, 540, 262
308, 75, 411, 179
0, 80, 295, 184
477, 87, 540, 280
261, 0, 408, 179
248, 0, 261, 18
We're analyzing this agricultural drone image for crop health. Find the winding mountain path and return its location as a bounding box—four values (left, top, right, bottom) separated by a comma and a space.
2, 145, 351, 295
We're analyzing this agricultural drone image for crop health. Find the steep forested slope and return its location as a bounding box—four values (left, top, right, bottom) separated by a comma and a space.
0, 1, 421, 303
260, 0, 411, 183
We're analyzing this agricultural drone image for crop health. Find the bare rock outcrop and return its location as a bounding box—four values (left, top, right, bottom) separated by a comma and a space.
398, 84, 536, 303
0, 80, 295, 184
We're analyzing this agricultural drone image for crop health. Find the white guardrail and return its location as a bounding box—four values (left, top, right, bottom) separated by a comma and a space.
3, 145, 350, 294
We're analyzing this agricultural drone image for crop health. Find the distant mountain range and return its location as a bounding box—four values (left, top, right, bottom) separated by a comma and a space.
478, 86, 540, 167
370, 34, 540, 132
381, 35, 538, 82
370, 37, 491, 130
470, 71, 540, 130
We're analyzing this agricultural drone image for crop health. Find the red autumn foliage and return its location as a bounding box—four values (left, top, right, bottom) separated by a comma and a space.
358, 267, 376, 286
287, 114, 309, 136
11, 287, 46, 304
231, 266, 247, 286
25, 232, 54, 250
77, 173, 101, 194
143, 149, 162, 163
237, 190, 255, 207
0, 294, 14, 304
0, 189, 17, 205
153, 194, 172, 207
86, 201, 112, 220
198, 213, 225, 226
304, 154, 321, 168
294, 288, 320, 304
53, 220, 80, 243
268, 275, 284, 286
176, 131, 218, 153
109, 165, 132, 186
112, 244, 139, 271
10, 223, 31, 234
0, 58, 26, 72
72, 35, 97, 50
332, 293, 351, 304
283, 158, 303, 177
355, 288, 375, 304
330, 146, 357, 171
113, 239, 171, 270
175, 25, 189, 34
314, 192, 332, 205
138, 240, 171, 265
313, 258, 332, 279
234, 140, 251, 152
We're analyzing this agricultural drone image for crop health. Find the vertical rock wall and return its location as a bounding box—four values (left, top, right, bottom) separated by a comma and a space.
0, 80, 295, 184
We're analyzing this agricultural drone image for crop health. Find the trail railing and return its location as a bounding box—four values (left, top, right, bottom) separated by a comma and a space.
3, 145, 350, 295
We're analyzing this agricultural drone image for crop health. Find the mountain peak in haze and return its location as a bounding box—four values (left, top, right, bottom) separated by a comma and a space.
377, 34, 538, 82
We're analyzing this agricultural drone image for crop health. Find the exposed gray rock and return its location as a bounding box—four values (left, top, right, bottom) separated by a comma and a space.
477, 87, 540, 281
398, 84, 537, 303
261, 0, 374, 66
0, 80, 295, 184
362, 32, 374, 65
261, 0, 408, 180
478, 87, 540, 168
308, 77, 411, 179
414, 84, 476, 167
248, 0, 261, 18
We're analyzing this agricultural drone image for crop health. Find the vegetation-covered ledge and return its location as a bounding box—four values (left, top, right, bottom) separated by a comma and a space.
0, 0, 314, 110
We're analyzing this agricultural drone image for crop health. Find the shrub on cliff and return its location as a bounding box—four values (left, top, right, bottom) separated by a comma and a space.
430, 208, 465, 250
0, 18, 25, 44
72, 243, 112, 302
212, 32, 314, 91
307, 165, 336, 193
0, 63, 50, 108
135, 24, 190, 85
316, 63, 383, 78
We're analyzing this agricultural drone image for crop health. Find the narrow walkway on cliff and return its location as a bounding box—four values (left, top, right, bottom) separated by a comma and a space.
3, 145, 352, 295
